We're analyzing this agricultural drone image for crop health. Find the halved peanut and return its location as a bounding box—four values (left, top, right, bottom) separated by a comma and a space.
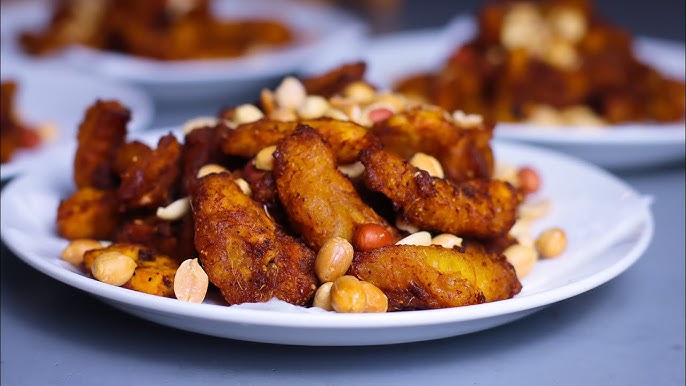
61, 239, 103, 266
174, 258, 209, 303
343, 81, 376, 104
254, 145, 277, 171
431, 233, 463, 249
156, 197, 190, 221
395, 217, 420, 234
234, 178, 252, 196
509, 219, 534, 247
269, 107, 298, 122
313, 282, 334, 311
409, 152, 444, 178
91, 251, 137, 286
197, 163, 229, 178
395, 231, 432, 246
330, 275, 366, 313
315, 237, 354, 282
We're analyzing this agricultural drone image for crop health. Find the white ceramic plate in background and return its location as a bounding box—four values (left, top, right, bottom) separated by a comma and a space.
306, 15, 685, 170
0, 60, 154, 180
1, 0, 367, 103
0, 127, 653, 346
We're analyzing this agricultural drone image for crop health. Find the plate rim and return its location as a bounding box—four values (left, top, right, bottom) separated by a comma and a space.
0, 134, 654, 337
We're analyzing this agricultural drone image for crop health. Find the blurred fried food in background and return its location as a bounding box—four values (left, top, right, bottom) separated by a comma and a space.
0, 81, 41, 163
19, 0, 293, 60
395, 0, 686, 125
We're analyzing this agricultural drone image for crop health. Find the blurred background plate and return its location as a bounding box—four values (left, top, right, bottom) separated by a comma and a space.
304, 14, 685, 170
0, 0, 368, 105
0, 58, 154, 180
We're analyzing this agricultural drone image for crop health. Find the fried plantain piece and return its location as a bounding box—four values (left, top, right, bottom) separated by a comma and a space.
83, 243, 179, 297
361, 148, 520, 239
114, 214, 196, 261
273, 125, 399, 250
118, 133, 182, 211
57, 187, 119, 240
370, 106, 494, 182
349, 243, 521, 310
192, 173, 317, 306
219, 118, 380, 164
73, 100, 130, 189
112, 140, 152, 176
180, 126, 227, 195
300, 61, 368, 98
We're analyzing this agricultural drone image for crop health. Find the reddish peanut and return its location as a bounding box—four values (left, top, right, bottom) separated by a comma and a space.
60, 239, 103, 266
360, 281, 388, 313
315, 237, 354, 282
352, 224, 394, 251
330, 275, 367, 313
517, 166, 541, 194
313, 282, 334, 311
535, 227, 567, 258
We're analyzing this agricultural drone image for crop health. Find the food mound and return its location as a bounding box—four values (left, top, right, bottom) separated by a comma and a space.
57, 63, 568, 313
395, 0, 686, 126
1, 81, 42, 163
19, 0, 293, 60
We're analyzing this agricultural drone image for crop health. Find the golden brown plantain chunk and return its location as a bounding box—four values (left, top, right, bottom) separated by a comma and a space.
192, 173, 317, 306
273, 125, 399, 250
349, 243, 521, 310
370, 106, 494, 182
118, 133, 182, 211
361, 148, 520, 239
73, 100, 130, 189
301, 61, 368, 98
220, 118, 380, 164
83, 243, 179, 297
57, 187, 119, 240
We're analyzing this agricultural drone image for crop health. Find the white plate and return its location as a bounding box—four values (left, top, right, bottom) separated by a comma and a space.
307, 15, 685, 170
0, 128, 653, 346
0, 59, 154, 180
1, 0, 367, 103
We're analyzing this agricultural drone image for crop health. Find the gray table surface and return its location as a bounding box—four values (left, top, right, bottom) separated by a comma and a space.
2, 1, 685, 385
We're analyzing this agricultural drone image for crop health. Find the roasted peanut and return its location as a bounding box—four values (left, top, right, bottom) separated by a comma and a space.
395, 217, 420, 234
297, 95, 329, 119
535, 227, 567, 258
517, 199, 551, 220
343, 81, 375, 103
337, 161, 365, 178
352, 223, 394, 251
503, 244, 538, 279
315, 237, 354, 282
91, 251, 137, 286
431, 233, 463, 249
396, 231, 432, 246
233, 178, 252, 196
452, 110, 484, 127
156, 197, 190, 221
196, 163, 229, 178
254, 145, 277, 171
174, 258, 209, 303
517, 166, 541, 194
60, 239, 104, 266
330, 275, 366, 313
410, 152, 444, 178
366, 106, 394, 124
182, 116, 218, 134
313, 282, 334, 311
233, 104, 264, 124
509, 219, 534, 247
360, 281, 388, 313
274, 76, 306, 110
